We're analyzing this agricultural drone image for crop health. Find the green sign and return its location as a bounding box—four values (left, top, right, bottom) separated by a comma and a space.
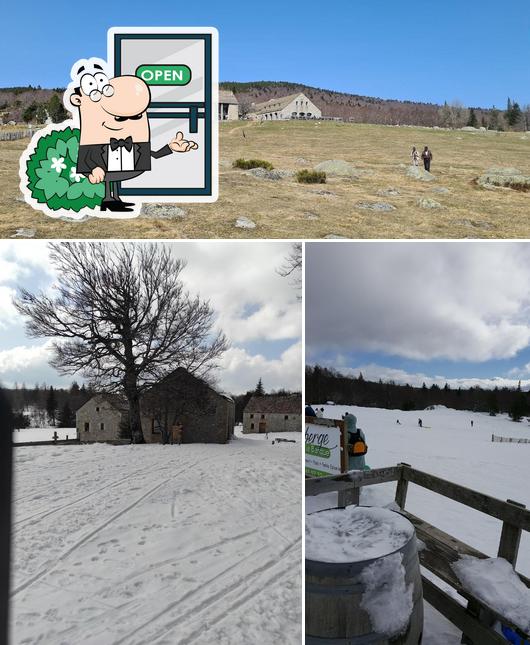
305, 444, 331, 458
136, 64, 192, 86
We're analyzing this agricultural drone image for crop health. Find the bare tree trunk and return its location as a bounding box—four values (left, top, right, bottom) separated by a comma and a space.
126, 391, 145, 444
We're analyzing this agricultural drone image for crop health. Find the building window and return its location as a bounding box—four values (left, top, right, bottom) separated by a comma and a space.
250, 414, 254, 418
261, 414, 265, 419
251, 423, 254, 430
284, 415, 289, 420
100, 422, 105, 431
84, 422, 89, 432
96, 406, 100, 412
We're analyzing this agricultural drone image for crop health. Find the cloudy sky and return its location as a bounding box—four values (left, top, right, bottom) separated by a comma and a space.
307, 242, 530, 390
0, 241, 301, 395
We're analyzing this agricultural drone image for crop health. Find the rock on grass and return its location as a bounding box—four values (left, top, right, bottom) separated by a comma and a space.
406, 166, 436, 181
140, 204, 187, 219
476, 167, 530, 191
314, 160, 372, 178
11, 228, 36, 238
377, 187, 401, 197
356, 201, 396, 212
235, 216, 256, 229
417, 197, 442, 209
247, 168, 293, 181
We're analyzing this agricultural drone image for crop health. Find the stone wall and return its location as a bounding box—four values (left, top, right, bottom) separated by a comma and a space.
243, 412, 301, 434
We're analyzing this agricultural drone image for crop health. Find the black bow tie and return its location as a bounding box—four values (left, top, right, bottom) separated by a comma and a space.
110, 136, 133, 152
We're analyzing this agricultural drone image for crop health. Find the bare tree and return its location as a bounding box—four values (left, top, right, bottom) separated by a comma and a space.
14, 243, 228, 443
277, 243, 302, 296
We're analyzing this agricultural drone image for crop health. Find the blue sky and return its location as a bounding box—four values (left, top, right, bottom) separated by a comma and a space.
306, 242, 530, 390
0, 242, 302, 394
2, 0, 530, 107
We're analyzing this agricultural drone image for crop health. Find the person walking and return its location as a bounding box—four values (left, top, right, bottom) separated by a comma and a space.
418, 418, 423, 428
422, 146, 433, 172
411, 146, 420, 166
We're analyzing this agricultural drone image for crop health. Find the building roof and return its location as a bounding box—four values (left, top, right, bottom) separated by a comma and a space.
219, 89, 239, 105
244, 394, 302, 415
78, 393, 129, 414
253, 92, 311, 115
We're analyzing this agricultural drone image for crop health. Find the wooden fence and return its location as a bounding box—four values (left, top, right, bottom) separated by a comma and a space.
0, 129, 36, 141
306, 464, 530, 645
492, 434, 530, 444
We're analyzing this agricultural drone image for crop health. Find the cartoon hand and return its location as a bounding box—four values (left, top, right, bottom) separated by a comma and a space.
169, 132, 199, 153
88, 167, 105, 184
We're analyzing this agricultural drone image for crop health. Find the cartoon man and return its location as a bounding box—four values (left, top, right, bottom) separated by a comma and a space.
69, 61, 198, 212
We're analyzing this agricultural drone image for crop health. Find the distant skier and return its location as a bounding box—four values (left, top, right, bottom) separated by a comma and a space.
396, 419, 401, 425
470, 420, 474, 428
418, 418, 423, 428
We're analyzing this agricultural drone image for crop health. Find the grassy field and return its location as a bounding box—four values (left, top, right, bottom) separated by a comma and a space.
2, 120, 530, 239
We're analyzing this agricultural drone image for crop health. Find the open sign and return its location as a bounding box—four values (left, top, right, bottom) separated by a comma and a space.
136, 64, 192, 86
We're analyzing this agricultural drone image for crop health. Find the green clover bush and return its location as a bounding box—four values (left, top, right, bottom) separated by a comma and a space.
25, 127, 104, 212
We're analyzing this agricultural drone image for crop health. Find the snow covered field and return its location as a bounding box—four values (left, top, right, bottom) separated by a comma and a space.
307, 404, 530, 644
13, 427, 76, 443
11, 429, 302, 645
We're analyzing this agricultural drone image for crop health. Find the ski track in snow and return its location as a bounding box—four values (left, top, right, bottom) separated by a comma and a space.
11, 433, 302, 645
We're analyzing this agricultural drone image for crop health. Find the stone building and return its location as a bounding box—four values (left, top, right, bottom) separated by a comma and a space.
141, 368, 235, 444
219, 90, 239, 121
76, 393, 129, 442
242, 394, 302, 434
251, 92, 322, 121
76, 369, 235, 444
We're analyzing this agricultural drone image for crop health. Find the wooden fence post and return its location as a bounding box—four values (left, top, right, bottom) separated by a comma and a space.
497, 499, 526, 567
395, 463, 411, 510
337, 486, 359, 508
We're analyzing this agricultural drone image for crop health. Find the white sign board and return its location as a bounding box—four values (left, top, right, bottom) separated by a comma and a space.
108, 26, 218, 202
305, 422, 343, 477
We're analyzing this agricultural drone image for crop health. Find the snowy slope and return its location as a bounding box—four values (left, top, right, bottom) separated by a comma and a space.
11, 429, 302, 645
13, 427, 76, 443
307, 405, 530, 645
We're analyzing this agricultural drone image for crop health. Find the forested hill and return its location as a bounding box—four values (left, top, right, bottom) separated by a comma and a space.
306, 365, 530, 420
220, 80, 525, 129
0, 81, 525, 129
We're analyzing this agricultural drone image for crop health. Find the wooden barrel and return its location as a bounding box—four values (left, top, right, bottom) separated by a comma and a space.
306, 508, 423, 644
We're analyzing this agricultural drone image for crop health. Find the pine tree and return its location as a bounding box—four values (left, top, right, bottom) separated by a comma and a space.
489, 106, 500, 131
57, 402, 74, 427
47, 94, 67, 123
467, 108, 478, 128
255, 378, 265, 396
46, 386, 57, 425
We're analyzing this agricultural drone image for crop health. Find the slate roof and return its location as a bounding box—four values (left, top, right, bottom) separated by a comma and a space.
244, 394, 302, 415
219, 89, 239, 105
253, 93, 310, 115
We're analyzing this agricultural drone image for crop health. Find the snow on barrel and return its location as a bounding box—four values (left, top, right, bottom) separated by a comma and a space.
306, 506, 423, 644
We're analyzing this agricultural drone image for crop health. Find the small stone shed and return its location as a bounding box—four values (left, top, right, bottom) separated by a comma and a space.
242, 394, 302, 434
76, 393, 129, 442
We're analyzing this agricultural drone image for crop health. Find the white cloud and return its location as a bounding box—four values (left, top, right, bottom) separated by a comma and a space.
307, 242, 530, 362
219, 341, 302, 394
331, 362, 530, 391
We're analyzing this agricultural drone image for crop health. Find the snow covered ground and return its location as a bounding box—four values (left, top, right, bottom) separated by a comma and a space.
13, 427, 77, 443
11, 429, 302, 645
307, 404, 530, 645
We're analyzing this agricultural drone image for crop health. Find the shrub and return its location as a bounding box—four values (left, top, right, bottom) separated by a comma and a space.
233, 158, 274, 170
296, 169, 326, 184
24, 126, 104, 212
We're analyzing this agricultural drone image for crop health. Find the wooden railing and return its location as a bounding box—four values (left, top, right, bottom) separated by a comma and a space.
306, 464, 530, 645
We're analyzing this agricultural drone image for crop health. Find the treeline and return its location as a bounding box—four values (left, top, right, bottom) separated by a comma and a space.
306, 366, 530, 421
220, 81, 530, 130
0, 88, 67, 124
2, 382, 94, 429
